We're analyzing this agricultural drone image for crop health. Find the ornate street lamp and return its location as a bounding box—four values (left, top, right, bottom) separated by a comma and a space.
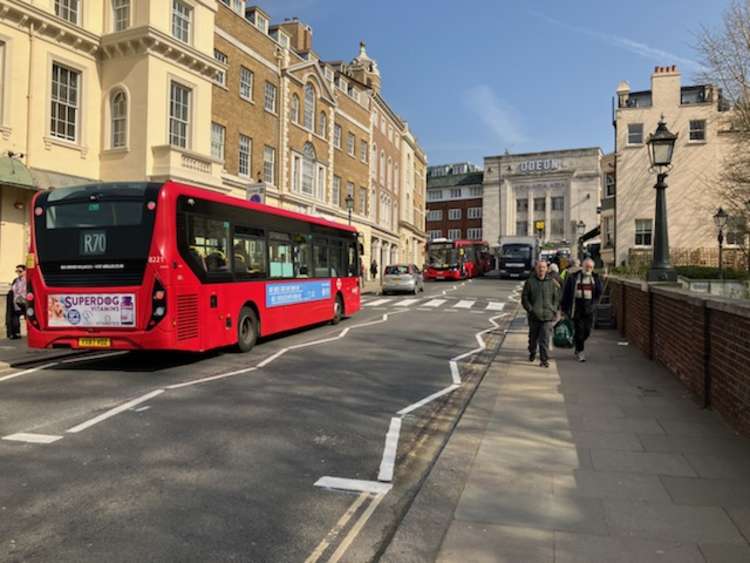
714, 207, 728, 284
576, 220, 586, 260
345, 194, 354, 225
646, 116, 678, 282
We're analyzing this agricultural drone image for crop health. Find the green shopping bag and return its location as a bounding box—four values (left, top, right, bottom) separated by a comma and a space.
553, 318, 575, 348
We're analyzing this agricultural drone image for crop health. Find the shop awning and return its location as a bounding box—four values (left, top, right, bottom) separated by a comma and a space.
0, 156, 36, 191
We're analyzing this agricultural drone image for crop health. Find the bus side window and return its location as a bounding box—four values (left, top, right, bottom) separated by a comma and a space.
347, 241, 358, 276
187, 215, 229, 275
330, 240, 345, 277
269, 232, 294, 278
313, 240, 329, 278
234, 234, 266, 279
292, 234, 310, 278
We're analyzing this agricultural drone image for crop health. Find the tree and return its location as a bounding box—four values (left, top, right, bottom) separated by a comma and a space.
696, 0, 750, 268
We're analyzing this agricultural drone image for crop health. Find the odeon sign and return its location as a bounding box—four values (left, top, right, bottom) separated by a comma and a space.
518, 159, 562, 173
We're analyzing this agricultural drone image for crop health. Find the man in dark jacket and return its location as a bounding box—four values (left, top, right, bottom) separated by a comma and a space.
521, 260, 561, 368
561, 257, 603, 362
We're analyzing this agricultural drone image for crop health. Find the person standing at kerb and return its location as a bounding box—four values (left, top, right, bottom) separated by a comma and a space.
6, 265, 26, 340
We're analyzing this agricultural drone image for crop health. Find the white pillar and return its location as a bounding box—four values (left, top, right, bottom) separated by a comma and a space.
545, 191, 551, 242
527, 191, 534, 236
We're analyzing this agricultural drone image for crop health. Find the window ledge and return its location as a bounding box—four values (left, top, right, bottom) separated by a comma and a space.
687, 139, 707, 145
213, 82, 229, 91
240, 95, 255, 105
102, 147, 130, 155
264, 108, 278, 117
624, 143, 644, 149
43, 136, 89, 158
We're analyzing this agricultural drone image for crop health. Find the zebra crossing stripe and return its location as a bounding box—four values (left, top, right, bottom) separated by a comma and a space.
397, 298, 421, 307
453, 300, 476, 309
486, 302, 505, 311
423, 299, 447, 308
364, 298, 392, 307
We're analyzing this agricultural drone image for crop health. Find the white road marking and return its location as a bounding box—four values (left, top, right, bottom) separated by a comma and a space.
61, 351, 128, 364
314, 477, 392, 495
66, 389, 165, 433
133, 406, 150, 413
304, 492, 370, 563
398, 384, 461, 416
167, 367, 257, 389
0, 362, 58, 383
453, 300, 475, 309
364, 298, 391, 307
377, 417, 402, 482
396, 298, 421, 307
328, 493, 387, 563
2, 432, 63, 444
256, 348, 289, 368
423, 299, 447, 308
486, 301, 506, 311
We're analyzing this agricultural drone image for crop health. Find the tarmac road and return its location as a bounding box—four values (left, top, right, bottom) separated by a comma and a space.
0, 278, 521, 562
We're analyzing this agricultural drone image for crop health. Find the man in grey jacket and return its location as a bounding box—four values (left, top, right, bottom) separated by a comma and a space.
521, 260, 561, 367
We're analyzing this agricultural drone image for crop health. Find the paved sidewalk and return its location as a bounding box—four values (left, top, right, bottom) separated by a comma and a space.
383, 320, 750, 562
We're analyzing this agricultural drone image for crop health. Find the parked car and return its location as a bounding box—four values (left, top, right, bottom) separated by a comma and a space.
382, 264, 424, 295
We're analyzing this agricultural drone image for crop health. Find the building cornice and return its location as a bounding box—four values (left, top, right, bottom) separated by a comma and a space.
334, 107, 370, 133
2, 0, 100, 56
101, 26, 222, 80
214, 27, 280, 75
285, 60, 337, 105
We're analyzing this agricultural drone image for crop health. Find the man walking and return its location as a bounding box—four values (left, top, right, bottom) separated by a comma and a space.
521, 261, 561, 368
6, 265, 26, 340
370, 259, 378, 281
561, 257, 603, 362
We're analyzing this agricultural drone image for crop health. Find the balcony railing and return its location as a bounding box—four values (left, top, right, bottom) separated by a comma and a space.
151, 145, 223, 187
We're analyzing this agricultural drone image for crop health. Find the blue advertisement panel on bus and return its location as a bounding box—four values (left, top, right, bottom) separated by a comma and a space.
266, 281, 331, 308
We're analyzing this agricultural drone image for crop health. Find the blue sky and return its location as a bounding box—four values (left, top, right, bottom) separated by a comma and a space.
266, 0, 727, 166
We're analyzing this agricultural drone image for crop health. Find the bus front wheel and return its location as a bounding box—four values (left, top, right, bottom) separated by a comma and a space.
332, 295, 344, 325
237, 307, 258, 353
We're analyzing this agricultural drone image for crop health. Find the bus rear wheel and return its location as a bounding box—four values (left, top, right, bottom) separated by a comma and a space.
332, 295, 344, 325
237, 307, 258, 353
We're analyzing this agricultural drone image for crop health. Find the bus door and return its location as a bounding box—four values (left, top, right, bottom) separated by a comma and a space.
182, 212, 234, 350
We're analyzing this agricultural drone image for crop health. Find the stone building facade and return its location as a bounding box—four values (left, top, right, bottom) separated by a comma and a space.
0, 0, 222, 277
483, 149, 602, 252
611, 66, 738, 268
0, 0, 427, 281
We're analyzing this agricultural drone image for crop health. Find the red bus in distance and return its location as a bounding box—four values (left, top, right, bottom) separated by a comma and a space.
423, 238, 491, 281
24, 181, 361, 353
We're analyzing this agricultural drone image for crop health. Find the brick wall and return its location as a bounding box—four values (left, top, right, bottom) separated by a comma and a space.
609, 278, 750, 436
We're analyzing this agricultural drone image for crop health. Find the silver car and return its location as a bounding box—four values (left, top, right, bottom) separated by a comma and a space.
382, 264, 424, 295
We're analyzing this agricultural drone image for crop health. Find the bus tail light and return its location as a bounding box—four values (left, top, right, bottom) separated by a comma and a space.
25, 279, 39, 329
148, 278, 167, 329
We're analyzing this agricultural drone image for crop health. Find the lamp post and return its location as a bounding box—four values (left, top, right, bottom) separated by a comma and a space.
646, 116, 678, 282
576, 220, 586, 260
345, 194, 354, 226
713, 207, 728, 286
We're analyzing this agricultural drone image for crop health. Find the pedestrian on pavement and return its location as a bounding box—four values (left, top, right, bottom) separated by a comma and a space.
6, 265, 26, 340
370, 259, 378, 281
521, 260, 561, 368
561, 257, 603, 362
548, 263, 562, 285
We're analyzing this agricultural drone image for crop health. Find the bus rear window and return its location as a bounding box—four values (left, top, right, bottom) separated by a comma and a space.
45, 202, 144, 230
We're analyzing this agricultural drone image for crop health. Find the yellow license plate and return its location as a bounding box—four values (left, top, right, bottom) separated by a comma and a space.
78, 337, 111, 348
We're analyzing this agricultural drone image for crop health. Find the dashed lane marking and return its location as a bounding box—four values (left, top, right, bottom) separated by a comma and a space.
486, 302, 506, 311
314, 477, 392, 495
423, 299, 447, 308
363, 298, 391, 307
453, 300, 476, 309
2, 433, 63, 444
396, 298, 421, 307
66, 389, 165, 434
0, 362, 58, 383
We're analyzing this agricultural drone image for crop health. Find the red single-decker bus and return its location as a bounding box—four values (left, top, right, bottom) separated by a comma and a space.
24, 181, 361, 353
423, 239, 491, 281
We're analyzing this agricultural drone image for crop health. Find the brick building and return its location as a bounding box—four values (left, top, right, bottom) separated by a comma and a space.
211, 2, 427, 270
426, 163, 484, 242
